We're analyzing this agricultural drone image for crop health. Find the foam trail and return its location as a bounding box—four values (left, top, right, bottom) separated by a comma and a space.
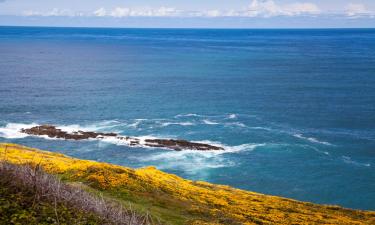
133, 142, 265, 179
293, 133, 333, 146
134, 149, 235, 179
202, 119, 219, 125
249, 127, 273, 131
303, 145, 330, 155
342, 156, 371, 167
175, 113, 203, 118
194, 140, 266, 154
160, 122, 195, 127
225, 122, 247, 128
127, 119, 147, 128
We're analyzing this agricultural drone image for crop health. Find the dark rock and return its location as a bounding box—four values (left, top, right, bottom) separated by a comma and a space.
20, 125, 224, 151
144, 139, 224, 151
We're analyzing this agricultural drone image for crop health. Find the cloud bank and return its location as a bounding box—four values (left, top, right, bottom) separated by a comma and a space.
18, 0, 374, 18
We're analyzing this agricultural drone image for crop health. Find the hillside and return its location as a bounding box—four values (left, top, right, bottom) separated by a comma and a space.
0, 161, 152, 225
1, 143, 374, 225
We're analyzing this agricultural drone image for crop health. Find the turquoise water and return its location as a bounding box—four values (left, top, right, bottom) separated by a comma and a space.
0, 27, 374, 210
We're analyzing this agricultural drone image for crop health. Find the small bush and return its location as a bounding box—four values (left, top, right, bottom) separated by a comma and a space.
0, 161, 155, 225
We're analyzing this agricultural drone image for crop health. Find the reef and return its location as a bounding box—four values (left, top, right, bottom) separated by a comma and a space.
21, 125, 224, 151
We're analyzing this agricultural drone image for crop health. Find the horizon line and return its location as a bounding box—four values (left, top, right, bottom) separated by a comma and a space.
1, 25, 375, 30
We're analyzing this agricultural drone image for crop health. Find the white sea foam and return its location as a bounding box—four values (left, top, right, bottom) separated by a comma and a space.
303, 145, 330, 155
133, 141, 266, 178
293, 133, 333, 146
0, 122, 266, 154
228, 114, 237, 119
160, 121, 195, 127
134, 147, 235, 177
202, 119, 219, 125
194, 140, 266, 154
225, 122, 247, 128
0, 123, 39, 138
225, 143, 266, 153
249, 126, 273, 131
57, 120, 123, 133
126, 119, 147, 129
138, 152, 234, 178
342, 156, 371, 167
175, 113, 202, 118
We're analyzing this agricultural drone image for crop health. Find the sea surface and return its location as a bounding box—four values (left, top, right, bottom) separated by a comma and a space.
0, 27, 374, 210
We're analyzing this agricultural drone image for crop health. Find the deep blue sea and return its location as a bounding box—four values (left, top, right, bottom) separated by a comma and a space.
0, 27, 374, 210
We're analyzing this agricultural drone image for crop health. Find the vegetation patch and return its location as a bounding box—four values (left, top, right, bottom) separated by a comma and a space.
1, 143, 374, 225
0, 158, 155, 225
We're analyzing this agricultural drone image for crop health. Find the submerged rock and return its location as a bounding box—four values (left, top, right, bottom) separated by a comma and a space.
20, 125, 224, 151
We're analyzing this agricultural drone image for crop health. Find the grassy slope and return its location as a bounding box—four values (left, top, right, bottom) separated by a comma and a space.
0, 180, 104, 225
1, 143, 374, 225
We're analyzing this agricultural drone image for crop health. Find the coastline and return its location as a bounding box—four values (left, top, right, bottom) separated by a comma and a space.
1, 143, 374, 225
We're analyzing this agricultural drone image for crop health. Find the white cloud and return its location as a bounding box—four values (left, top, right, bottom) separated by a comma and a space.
204, 10, 222, 17
20, 1, 375, 19
93, 7, 106, 17
155, 7, 179, 17
345, 3, 369, 17
105, 7, 178, 17
110, 7, 130, 17
87, 1, 321, 18
244, 0, 320, 17
287, 3, 320, 15
23, 8, 82, 17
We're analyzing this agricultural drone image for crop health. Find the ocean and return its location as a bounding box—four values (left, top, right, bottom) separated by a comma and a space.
0, 27, 374, 210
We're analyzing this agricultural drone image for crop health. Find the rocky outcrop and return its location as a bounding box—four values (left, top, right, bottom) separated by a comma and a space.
21, 125, 117, 140
144, 139, 223, 151
20, 125, 224, 151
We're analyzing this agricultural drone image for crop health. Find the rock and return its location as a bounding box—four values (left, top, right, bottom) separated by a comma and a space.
20, 125, 224, 151
144, 139, 224, 151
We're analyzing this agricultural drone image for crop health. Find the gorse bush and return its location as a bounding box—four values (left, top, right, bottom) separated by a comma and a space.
1, 143, 374, 225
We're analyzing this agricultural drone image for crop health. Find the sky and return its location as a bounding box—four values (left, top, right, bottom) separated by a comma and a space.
0, 0, 374, 28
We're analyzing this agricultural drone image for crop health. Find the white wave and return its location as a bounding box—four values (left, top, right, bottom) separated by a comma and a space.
133, 141, 266, 178
228, 114, 237, 119
160, 122, 195, 127
134, 148, 236, 178
225, 143, 266, 153
225, 122, 247, 128
194, 140, 266, 154
58, 120, 123, 133
202, 119, 219, 125
342, 156, 371, 167
293, 133, 333, 146
249, 126, 273, 131
127, 119, 147, 129
175, 113, 203, 118
0, 122, 266, 154
0, 123, 39, 138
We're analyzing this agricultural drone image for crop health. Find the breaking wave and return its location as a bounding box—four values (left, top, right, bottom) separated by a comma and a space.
0, 122, 265, 153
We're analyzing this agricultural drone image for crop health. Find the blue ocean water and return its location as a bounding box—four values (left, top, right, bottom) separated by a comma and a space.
0, 27, 374, 210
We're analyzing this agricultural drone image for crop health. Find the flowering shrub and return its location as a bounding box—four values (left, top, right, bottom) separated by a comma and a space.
1, 143, 374, 225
